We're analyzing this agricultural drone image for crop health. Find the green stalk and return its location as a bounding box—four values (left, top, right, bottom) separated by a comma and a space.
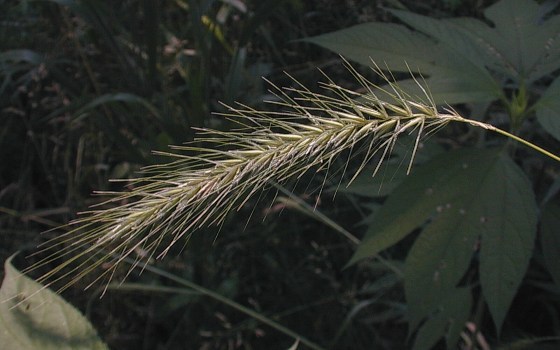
491, 128, 560, 162
448, 115, 560, 162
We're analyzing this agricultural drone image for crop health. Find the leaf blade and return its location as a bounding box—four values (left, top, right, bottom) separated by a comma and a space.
411, 288, 472, 350
350, 149, 500, 265
304, 23, 442, 74
0, 255, 108, 350
478, 154, 538, 333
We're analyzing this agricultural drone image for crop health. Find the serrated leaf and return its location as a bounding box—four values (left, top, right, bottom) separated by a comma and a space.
411, 288, 472, 350
309, 0, 560, 107
540, 202, 560, 290
535, 76, 560, 142
385, 9, 503, 104
524, 14, 560, 82
441, 17, 514, 79
0, 254, 108, 350
402, 150, 536, 331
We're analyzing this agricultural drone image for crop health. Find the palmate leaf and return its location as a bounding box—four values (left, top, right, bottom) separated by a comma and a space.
0, 255, 108, 350
350, 149, 538, 333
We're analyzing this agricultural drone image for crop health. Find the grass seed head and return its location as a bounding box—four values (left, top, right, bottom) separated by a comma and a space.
29, 60, 462, 292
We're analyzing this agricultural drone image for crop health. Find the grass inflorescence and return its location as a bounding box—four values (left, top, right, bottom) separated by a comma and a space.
28, 61, 527, 293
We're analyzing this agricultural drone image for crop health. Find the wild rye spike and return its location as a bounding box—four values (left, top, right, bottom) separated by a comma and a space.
30, 60, 550, 293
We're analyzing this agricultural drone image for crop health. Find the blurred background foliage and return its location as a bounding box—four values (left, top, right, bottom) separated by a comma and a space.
3, 0, 556, 349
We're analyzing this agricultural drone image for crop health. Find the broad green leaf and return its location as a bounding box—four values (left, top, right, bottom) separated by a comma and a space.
540, 202, 560, 290
411, 288, 472, 350
304, 22, 443, 74
478, 155, 537, 333
393, 0, 560, 84
535, 76, 560, 142
308, 0, 560, 106
309, 0, 560, 103
0, 255, 108, 350
441, 17, 515, 79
